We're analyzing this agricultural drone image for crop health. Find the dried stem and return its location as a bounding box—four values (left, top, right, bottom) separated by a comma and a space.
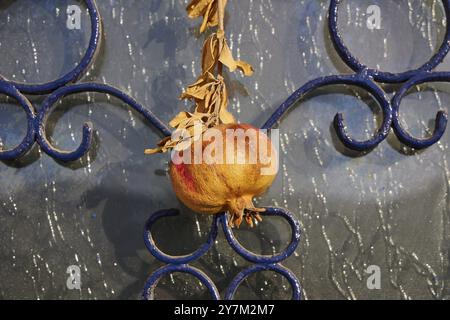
217, 0, 225, 76
218, 0, 225, 31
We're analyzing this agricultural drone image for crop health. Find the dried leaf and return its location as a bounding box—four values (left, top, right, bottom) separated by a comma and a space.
169, 112, 192, 128
219, 109, 235, 124
201, 35, 218, 73
144, 147, 163, 155
181, 72, 218, 101
187, 0, 214, 19
144, 136, 172, 154
187, 0, 227, 33
200, 33, 254, 76
219, 38, 254, 76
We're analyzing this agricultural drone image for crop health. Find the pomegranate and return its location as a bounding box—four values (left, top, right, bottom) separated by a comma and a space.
169, 123, 278, 227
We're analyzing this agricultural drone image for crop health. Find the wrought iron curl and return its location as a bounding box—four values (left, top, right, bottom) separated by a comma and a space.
391, 72, 450, 149
0, 0, 102, 95
0, 78, 36, 160
143, 208, 302, 300
263, 0, 450, 151
0, 1, 170, 162
36, 83, 172, 162
262, 72, 392, 151
224, 263, 301, 300
143, 209, 219, 265
220, 207, 301, 264
328, 0, 450, 84
0, 0, 103, 161
143, 264, 220, 300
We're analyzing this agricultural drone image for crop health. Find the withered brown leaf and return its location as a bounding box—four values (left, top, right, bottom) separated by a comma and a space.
201, 32, 254, 76
187, 0, 227, 33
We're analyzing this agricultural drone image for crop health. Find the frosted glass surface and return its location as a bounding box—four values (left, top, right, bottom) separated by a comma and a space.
0, 0, 449, 299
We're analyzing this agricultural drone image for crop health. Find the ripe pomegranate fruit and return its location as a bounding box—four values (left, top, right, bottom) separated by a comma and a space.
169, 123, 278, 227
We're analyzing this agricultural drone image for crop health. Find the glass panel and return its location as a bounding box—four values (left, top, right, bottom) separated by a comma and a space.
0, 0, 449, 300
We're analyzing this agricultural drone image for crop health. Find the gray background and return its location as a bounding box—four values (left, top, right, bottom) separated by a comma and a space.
0, 0, 449, 300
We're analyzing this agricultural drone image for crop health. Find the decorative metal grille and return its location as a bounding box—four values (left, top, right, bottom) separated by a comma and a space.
1, 0, 449, 300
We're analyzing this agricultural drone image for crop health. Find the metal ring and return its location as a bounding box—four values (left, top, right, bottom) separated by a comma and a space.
392, 72, 449, 149
36, 82, 172, 162
261, 73, 392, 151
328, 0, 450, 83
220, 207, 301, 264
143, 264, 220, 300
0, 0, 102, 94
0, 79, 36, 160
224, 264, 301, 300
144, 209, 219, 265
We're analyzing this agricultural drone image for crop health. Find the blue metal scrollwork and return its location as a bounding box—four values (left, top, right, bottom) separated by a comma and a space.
0, 0, 102, 95
224, 264, 301, 300
4, 1, 449, 161
263, 0, 450, 151
262, 72, 392, 151
144, 209, 219, 265
143, 264, 220, 300
0, 0, 170, 162
328, 0, 450, 84
0, 78, 36, 160
391, 72, 450, 149
37, 83, 172, 162
143, 209, 302, 300
1, 0, 102, 95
